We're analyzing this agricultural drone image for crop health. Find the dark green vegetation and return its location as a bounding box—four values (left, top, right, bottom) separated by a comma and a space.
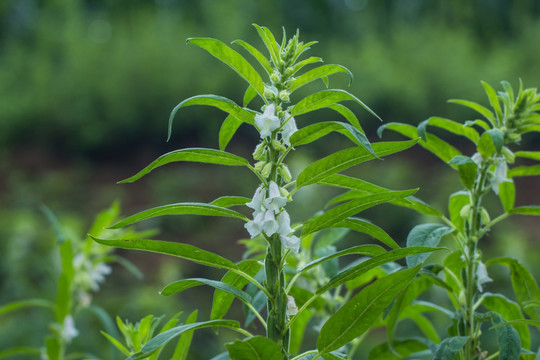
1, 1, 540, 359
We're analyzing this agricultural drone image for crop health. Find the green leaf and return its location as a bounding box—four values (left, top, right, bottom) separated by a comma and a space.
290, 64, 353, 92
128, 320, 240, 359
482, 81, 503, 125
328, 104, 362, 129
477, 130, 501, 158
168, 95, 255, 141
509, 165, 540, 177
92, 237, 238, 271
368, 338, 430, 360
0, 299, 54, 317
491, 312, 521, 360
211, 260, 262, 320
297, 140, 418, 188
160, 278, 251, 304
219, 115, 244, 151
332, 217, 399, 249
290, 57, 324, 76
509, 206, 540, 216
0, 347, 42, 359
418, 117, 480, 143
290, 121, 376, 157
297, 245, 386, 274
406, 224, 453, 267
171, 311, 197, 360
449, 98, 496, 126
289, 310, 312, 355
317, 247, 440, 295
225, 336, 282, 360
210, 196, 250, 208
232, 39, 273, 75
480, 293, 530, 349
448, 191, 470, 233
378, 123, 461, 164
486, 257, 540, 319
187, 38, 265, 97
252, 24, 280, 67
101, 331, 131, 356
119, 148, 249, 183
514, 151, 540, 161
302, 190, 417, 236
109, 203, 248, 229
448, 155, 478, 190
432, 336, 469, 360
292, 89, 380, 121
499, 181, 516, 212
317, 264, 421, 353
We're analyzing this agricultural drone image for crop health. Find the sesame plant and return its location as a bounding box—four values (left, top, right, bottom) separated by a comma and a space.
92, 25, 443, 359
378, 81, 540, 360
0, 202, 152, 360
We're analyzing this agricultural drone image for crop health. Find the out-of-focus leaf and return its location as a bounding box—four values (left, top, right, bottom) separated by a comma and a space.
171, 310, 198, 360
491, 312, 521, 360
431, 336, 469, 360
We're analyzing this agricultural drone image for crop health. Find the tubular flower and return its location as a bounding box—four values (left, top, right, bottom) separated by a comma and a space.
265, 181, 287, 213
277, 211, 293, 236
255, 104, 280, 138
282, 235, 300, 253
490, 159, 510, 195
281, 113, 298, 146
246, 185, 266, 215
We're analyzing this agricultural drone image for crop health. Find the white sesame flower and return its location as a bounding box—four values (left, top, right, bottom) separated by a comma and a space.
282, 235, 300, 253
245, 211, 265, 238
255, 104, 280, 138
61, 316, 79, 343
277, 211, 292, 236
281, 113, 298, 146
286, 295, 298, 316
261, 210, 278, 236
246, 185, 266, 215
471, 152, 483, 167
88, 263, 112, 291
265, 181, 287, 213
491, 160, 510, 195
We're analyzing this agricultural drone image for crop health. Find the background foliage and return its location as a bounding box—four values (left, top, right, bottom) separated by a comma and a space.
1, 0, 540, 358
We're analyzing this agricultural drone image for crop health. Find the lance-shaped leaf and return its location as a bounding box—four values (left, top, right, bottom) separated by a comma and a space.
297, 139, 417, 188
490, 313, 521, 360
328, 104, 362, 129
0, 348, 42, 359
289, 64, 353, 92
368, 338, 430, 360
418, 117, 480, 144
91, 237, 238, 271
302, 189, 417, 236
297, 245, 386, 274
253, 24, 280, 67
509, 206, 540, 216
119, 148, 249, 183
0, 299, 54, 317
317, 247, 440, 295
482, 81, 503, 125
509, 165, 540, 177
211, 260, 262, 320
477, 129, 504, 158
127, 320, 240, 359
378, 123, 461, 165
232, 39, 273, 75
406, 224, 453, 267
290, 56, 323, 76
171, 310, 197, 360
449, 98, 496, 126
187, 38, 265, 97
160, 278, 252, 305
210, 196, 250, 208
292, 89, 380, 120
291, 121, 376, 157
317, 264, 421, 353
168, 95, 255, 140
432, 336, 470, 360
219, 115, 244, 151
319, 174, 442, 217
225, 336, 282, 360
332, 218, 399, 249
109, 203, 248, 229
514, 151, 540, 161
480, 293, 530, 349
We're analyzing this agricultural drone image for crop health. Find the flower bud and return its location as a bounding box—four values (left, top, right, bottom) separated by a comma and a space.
501, 146, 515, 163
279, 187, 290, 199
285, 67, 295, 77
279, 90, 290, 103
271, 139, 286, 153
270, 71, 281, 84
507, 133, 521, 143
278, 164, 292, 182
458, 290, 466, 306
480, 208, 491, 224
263, 86, 278, 101
460, 204, 471, 218
252, 143, 266, 160
254, 161, 266, 172
261, 162, 273, 178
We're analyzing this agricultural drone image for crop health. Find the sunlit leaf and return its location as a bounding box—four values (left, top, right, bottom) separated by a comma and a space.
219, 115, 244, 151
482, 81, 503, 125
290, 64, 353, 92
448, 98, 496, 126
418, 117, 479, 143
232, 39, 273, 75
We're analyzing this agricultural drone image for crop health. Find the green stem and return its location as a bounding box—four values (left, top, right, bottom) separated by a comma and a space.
230, 268, 273, 301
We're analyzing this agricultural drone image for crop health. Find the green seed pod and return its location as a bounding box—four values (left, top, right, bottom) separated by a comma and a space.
254, 161, 266, 172
261, 162, 273, 178
480, 208, 491, 224
278, 164, 292, 183
501, 146, 515, 163
460, 204, 471, 218
458, 290, 466, 306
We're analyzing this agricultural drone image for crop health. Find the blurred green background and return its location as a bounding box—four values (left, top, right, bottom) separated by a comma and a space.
1, 0, 540, 358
